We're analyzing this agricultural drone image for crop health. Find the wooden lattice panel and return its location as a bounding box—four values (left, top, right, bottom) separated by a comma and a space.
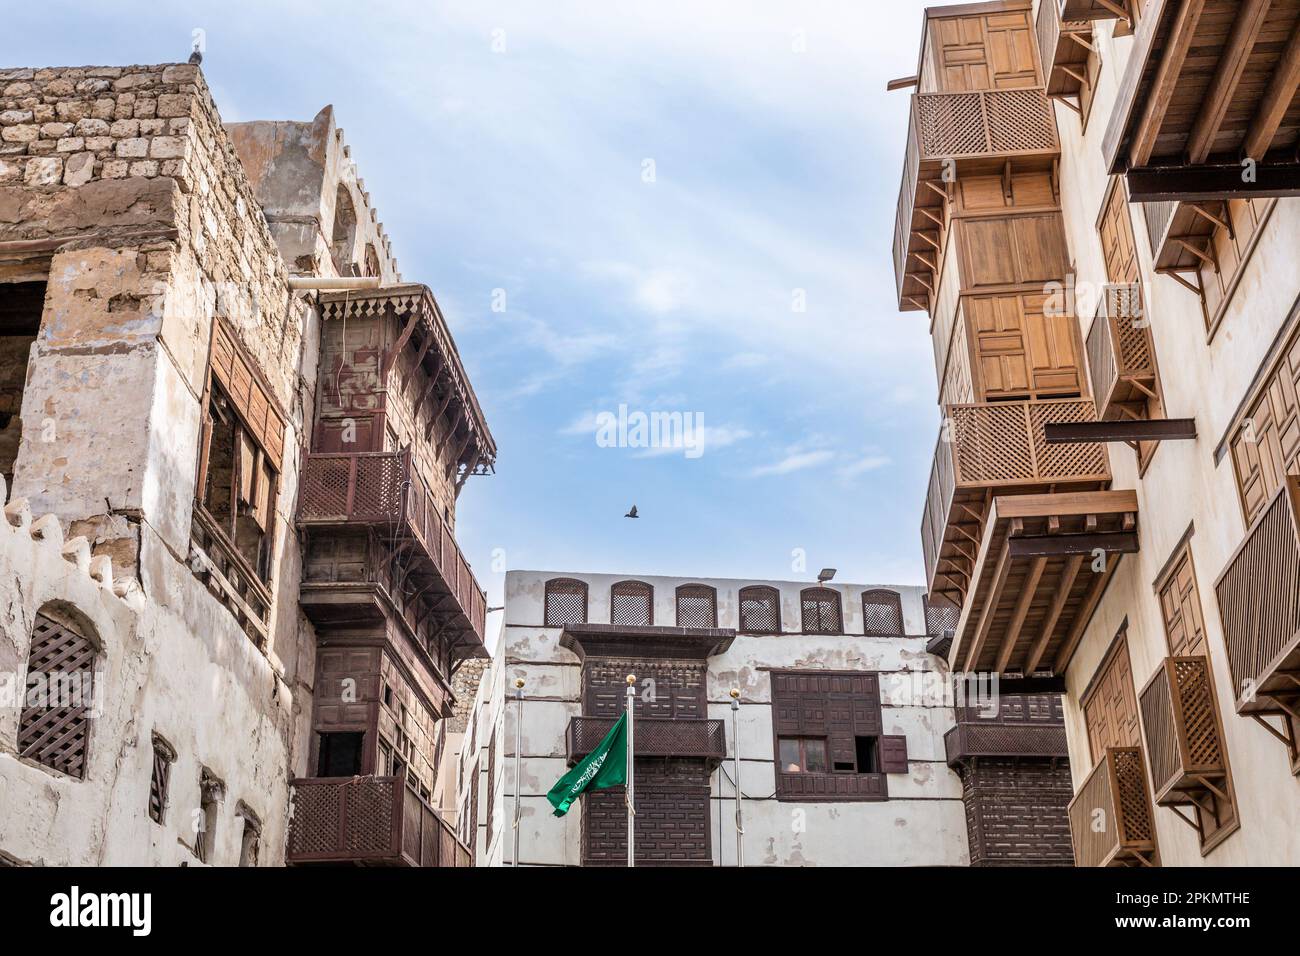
985, 89, 1058, 152
800, 587, 843, 634
738, 585, 780, 634
1174, 658, 1221, 768
610, 581, 653, 626
675, 585, 717, 629
952, 401, 1035, 483
1112, 748, 1153, 845
18, 612, 97, 779
861, 589, 904, 636
917, 92, 988, 156
1030, 400, 1108, 479
924, 594, 960, 635
544, 578, 587, 627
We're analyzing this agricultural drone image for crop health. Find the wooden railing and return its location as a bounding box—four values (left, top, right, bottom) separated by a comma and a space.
298, 451, 487, 643
1067, 746, 1157, 867
921, 398, 1110, 588
286, 776, 471, 867
1215, 477, 1300, 714
1086, 284, 1156, 420
566, 716, 727, 767
894, 87, 1059, 304
1139, 656, 1227, 805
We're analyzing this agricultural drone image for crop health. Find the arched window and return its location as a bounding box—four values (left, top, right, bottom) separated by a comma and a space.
738, 586, 781, 634
862, 589, 905, 636
544, 578, 588, 627
800, 587, 843, 635
610, 580, 653, 626
18, 607, 99, 779
675, 584, 717, 628
924, 594, 960, 635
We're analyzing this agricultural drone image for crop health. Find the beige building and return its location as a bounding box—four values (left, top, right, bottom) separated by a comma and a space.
0, 62, 490, 866
892, 0, 1300, 866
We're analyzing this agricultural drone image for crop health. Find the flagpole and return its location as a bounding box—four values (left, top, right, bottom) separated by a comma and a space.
512, 677, 524, 868
730, 687, 743, 868
625, 674, 636, 868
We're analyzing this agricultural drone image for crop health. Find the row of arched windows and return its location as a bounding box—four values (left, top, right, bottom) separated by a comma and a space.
543, 578, 910, 636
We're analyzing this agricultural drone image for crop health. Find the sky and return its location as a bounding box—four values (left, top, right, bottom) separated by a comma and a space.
6, 0, 943, 617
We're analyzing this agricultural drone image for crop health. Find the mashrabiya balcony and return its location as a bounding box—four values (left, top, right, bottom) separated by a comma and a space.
893, 86, 1059, 312
1037, 0, 1095, 103
922, 397, 1112, 611
1215, 476, 1300, 765
286, 775, 472, 867
565, 716, 727, 768
1086, 284, 1159, 422
1068, 746, 1157, 867
297, 449, 487, 649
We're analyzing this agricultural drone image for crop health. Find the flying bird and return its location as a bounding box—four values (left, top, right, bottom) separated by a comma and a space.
624, 505, 639, 519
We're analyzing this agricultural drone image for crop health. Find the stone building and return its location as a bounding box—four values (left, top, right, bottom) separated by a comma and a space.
891, 0, 1300, 865
0, 62, 491, 866
458, 570, 1074, 866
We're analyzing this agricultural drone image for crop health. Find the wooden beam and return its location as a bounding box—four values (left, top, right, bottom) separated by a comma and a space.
1130, 0, 1206, 168
1043, 418, 1197, 443
1053, 554, 1123, 673
382, 310, 422, 377
996, 557, 1046, 673
1244, 16, 1300, 160
887, 75, 918, 91
1187, 0, 1271, 163
1007, 532, 1140, 558
1025, 554, 1084, 674
962, 542, 1014, 673
1127, 162, 1300, 202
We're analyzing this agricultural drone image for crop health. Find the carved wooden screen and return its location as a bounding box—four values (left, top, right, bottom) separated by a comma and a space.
924, 594, 961, 635
582, 760, 711, 866
1157, 545, 1207, 658
1082, 632, 1141, 762
862, 590, 905, 636
929, 9, 1039, 92
584, 658, 706, 720
1099, 178, 1139, 285
771, 671, 887, 799
18, 611, 98, 779
544, 578, 587, 627
800, 588, 843, 635
738, 585, 781, 634
610, 581, 653, 626
675, 584, 717, 628
1228, 321, 1300, 523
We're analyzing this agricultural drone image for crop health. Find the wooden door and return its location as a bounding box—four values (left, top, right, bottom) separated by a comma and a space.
968, 293, 1083, 400
1083, 634, 1141, 762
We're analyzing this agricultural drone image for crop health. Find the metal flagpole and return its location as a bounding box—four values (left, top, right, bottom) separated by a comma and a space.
730, 688, 743, 867
512, 677, 524, 868
625, 674, 636, 868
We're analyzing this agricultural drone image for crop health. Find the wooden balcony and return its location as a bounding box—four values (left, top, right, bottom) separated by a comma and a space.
1038, 0, 1095, 99
1139, 656, 1232, 819
1068, 746, 1157, 867
286, 776, 472, 867
298, 450, 487, 651
1086, 284, 1159, 421
922, 398, 1111, 609
1215, 477, 1300, 730
1104, 0, 1300, 202
1060, 0, 1137, 26
951, 490, 1138, 677
894, 87, 1060, 312
945, 721, 1069, 766
566, 716, 726, 768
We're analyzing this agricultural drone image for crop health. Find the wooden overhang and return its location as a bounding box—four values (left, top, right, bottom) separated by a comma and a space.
559, 624, 736, 661
319, 284, 497, 487
1039, 2, 1097, 100
949, 490, 1140, 677
1103, 0, 1300, 202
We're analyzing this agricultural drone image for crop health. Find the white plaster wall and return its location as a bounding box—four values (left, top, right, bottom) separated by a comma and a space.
1044, 5, 1300, 866
468, 570, 968, 866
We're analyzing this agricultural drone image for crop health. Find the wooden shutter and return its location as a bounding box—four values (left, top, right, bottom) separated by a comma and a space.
1099, 179, 1139, 285
1229, 325, 1300, 523
1082, 634, 1141, 761
1158, 545, 1206, 657
968, 293, 1083, 400
208, 319, 286, 469
880, 735, 909, 774
959, 214, 1069, 289
930, 10, 1038, 92
17, 611, 97, 779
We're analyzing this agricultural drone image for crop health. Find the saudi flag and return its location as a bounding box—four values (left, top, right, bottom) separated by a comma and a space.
546, 712, 628, 816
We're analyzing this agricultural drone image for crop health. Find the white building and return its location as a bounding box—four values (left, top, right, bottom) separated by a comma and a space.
458, 570, 1068, 866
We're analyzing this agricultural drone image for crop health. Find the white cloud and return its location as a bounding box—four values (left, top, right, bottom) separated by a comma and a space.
750, 449, 835, 477
836, 455, 891, 480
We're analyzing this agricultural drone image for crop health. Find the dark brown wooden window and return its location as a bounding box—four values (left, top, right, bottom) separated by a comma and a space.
923, 594, 960, 635
17, 609, 98, 780
861, 589, 905, 636
800, 587, 843, 635
195, 769, 224, 864
675, 584, 717, 628
738, 585, 780, 634
544, 578, 587, 627
148, 734, 175, 824
610, 580, 653, 626
485, 727, 497, 852
771, 671, 904, 800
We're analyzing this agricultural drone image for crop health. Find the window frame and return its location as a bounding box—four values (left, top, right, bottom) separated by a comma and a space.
800, 587, 844, 635
17, 607, 100, 780
148, 733, 176, 824
861, 589, 905, 636
675, 583, 718, 629
738, 585, 781, 635
543, 578, 588, 627
610, 580, 654, 627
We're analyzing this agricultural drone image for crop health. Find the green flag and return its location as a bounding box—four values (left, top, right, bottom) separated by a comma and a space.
546, 712, 628, 816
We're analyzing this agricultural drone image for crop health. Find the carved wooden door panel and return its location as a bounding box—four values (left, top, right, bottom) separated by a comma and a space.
1083, 635, 1140, 762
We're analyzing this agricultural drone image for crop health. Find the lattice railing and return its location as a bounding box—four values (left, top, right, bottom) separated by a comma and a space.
298, 451, 487, 643
946, 398, 1109, 486
1140, 656, 1225, 803
287, 776, 471, 867
566, 716, 726, 765
944, 722, 1069, 764
914, 88, 1058, 162
1215, 478, 1300, 713
1087, 284, 1156, 420
1068, 746, 1156, 867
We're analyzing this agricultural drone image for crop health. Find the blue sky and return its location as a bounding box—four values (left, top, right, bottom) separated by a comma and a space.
8, 0, 942, 610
